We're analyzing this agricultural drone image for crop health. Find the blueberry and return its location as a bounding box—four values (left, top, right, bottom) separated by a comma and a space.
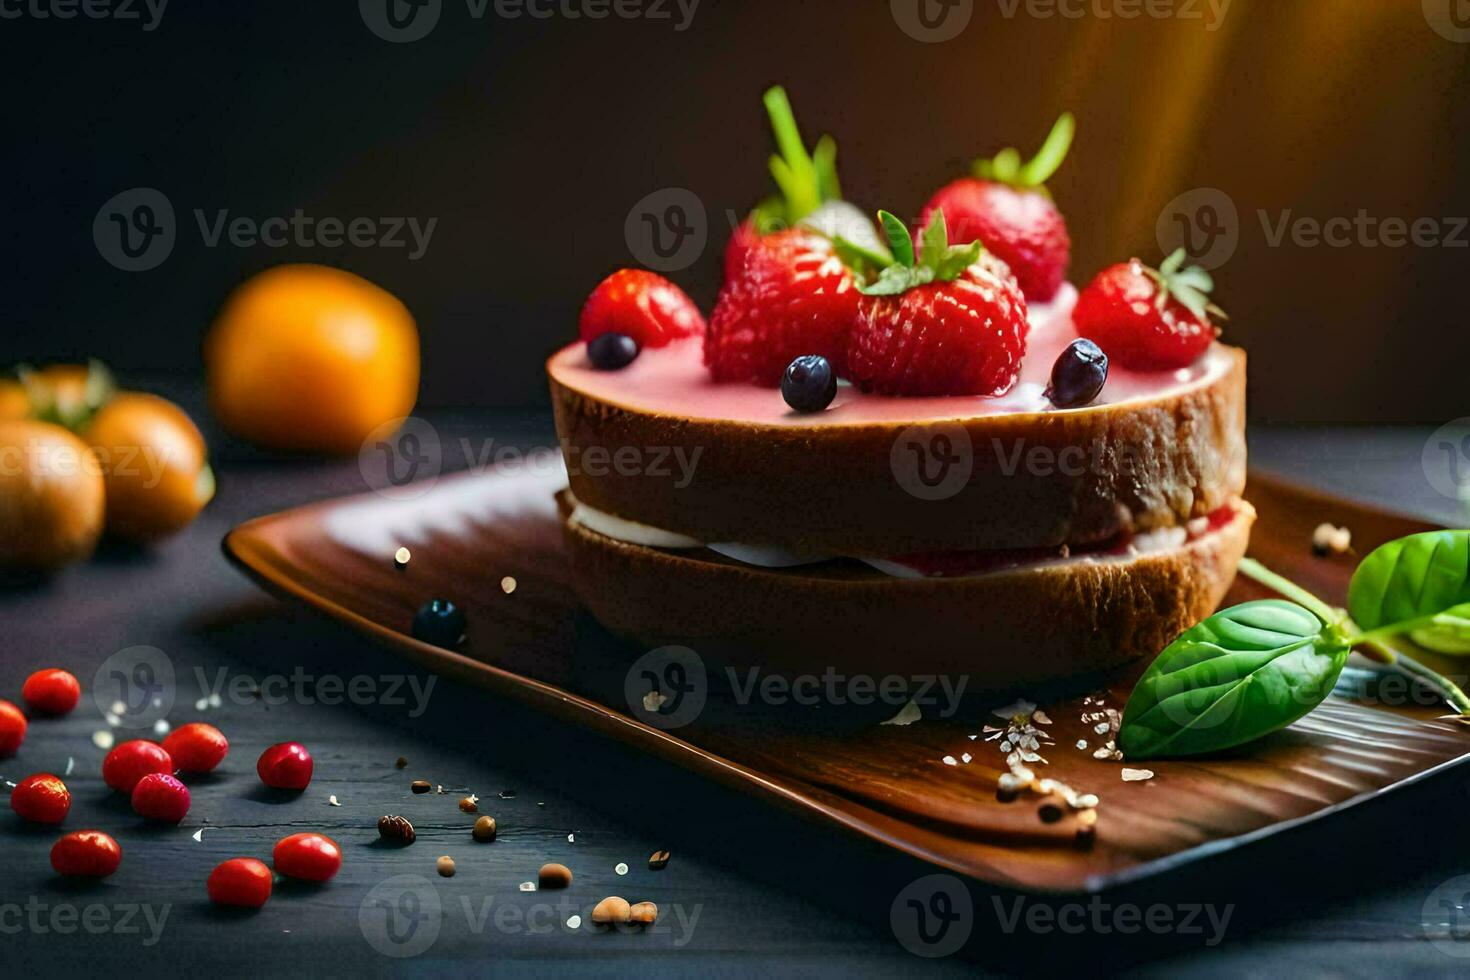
1045, 339, 1109, 409
588, 333, 640, 370
781, 355, 837, 413
412, 599, 466, 649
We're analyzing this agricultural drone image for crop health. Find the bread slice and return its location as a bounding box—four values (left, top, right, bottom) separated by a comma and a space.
561, 497, 1255, 685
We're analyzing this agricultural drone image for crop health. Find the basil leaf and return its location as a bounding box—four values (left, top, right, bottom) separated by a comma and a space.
1118, 600, 1350, 759
1347, 530, 1470, 635
1409, 601, 1470, 655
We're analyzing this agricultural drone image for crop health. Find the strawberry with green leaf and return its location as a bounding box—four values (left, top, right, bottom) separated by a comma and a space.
1073, 248, 1227, 371
843, 211, 1029, 397
917, 113, 1075, 303
726, 87, 880, 282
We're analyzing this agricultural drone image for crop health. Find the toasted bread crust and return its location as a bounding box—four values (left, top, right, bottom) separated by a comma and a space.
561, 501, 1255, 684
549, 347, 1246, 555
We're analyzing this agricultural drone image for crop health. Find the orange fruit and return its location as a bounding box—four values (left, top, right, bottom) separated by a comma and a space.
205, 264, 420, 454
18, 361, 115, 428
0, 380, 28, 421
85, 392, 214, 542
0, 420, 106, 571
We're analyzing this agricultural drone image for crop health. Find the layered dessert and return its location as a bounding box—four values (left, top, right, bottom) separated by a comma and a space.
547, 92, 1251, 683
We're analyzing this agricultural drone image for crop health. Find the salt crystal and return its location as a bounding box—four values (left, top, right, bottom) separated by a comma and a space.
1093, 747, 1112, 760
92, 731, 115, 750
328, 795, 341, 807
942, 755, 958, 766
192, 829, 204, 842
961, 753, 972, 764
568, 833, 575, 843
615, 863, 629, 875
1032, 710, 1053, 725
1076, 740, 1088, 750
520, 882, 536, 892
566, 915, 582, 929
153, 719, 171, 736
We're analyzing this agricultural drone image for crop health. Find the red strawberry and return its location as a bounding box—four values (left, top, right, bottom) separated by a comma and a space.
724, 218, 762, 283
724, 86, 846, 285
847, 212, 1029, 397
579, 269, 705, 349
1073, 250, 1225, 370
705, 229, 859, 385
917, 113, 1074, 303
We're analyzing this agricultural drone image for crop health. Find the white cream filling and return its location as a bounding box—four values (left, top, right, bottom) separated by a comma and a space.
568, 495, 1221, 580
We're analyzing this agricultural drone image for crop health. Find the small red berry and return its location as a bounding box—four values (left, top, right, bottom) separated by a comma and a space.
11, 773, 71, 824
578, 269, 705, 350
131, 772, 191, 823
1073, 253, 1223, 371
51, 830, 121, 878
163, 723, 229, 772
21, 668, 81, 716
273, 832, 342, 881
257, 742, 313, 790
102, 740, 173, 793
0, 700, 25, 757
208, 857, 273, 908
706, 229, 860, 385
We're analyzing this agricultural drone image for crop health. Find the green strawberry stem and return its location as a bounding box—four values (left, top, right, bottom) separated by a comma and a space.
1237, 557, 1470, 713
845, 211, 983, 297
973, 112, 1075, 191
754, 86, 840, 234
1144, 249, 1229, 322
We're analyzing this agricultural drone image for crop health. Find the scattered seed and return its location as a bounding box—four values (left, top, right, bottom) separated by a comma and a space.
1032, 710, 1053, 725
92, 731, 114, 750
379, 815, 416, 844
615, 862, 629, 876
591, 896, 631, 925
881, 699, 922, 726
1312, 523, 1352, 557
1037, 798, 1067, 824
539, 863, 572, 889
394, 547, 412, 569
436, 855, 456, 877
192, 828, 204, 843
630, 901, 658, 925
411, 780, 432, 794
567, 833, 575, 843
648, 850, 670, 870
519, 881, 536, 892
460, 795, 479, 813
941, 755, 958, 766
961, 752, 972, 764
64, 757, 74, 776
395, 757, 408, 769
1121, 768, 1155, 782
501, 576, 517, 594
328, 795, 342, 807
153, 719, 171, 736
472, 816, 497, 842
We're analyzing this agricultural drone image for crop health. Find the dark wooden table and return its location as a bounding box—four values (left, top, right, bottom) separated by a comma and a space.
4, 405, 1470, 977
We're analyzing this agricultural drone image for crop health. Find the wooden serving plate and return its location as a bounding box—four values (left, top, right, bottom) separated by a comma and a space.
224, 462, 1470, 894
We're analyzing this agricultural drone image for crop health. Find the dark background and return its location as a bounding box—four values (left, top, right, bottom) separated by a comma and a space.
1, 0, 1467, 421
